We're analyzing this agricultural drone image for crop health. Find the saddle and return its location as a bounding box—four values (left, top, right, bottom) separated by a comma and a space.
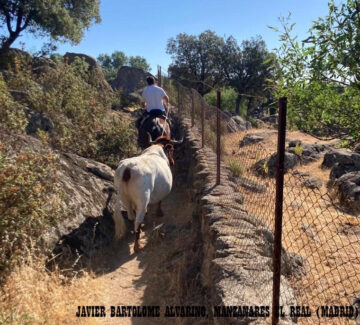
136, 109, 171, 148
136, 109, 166, 130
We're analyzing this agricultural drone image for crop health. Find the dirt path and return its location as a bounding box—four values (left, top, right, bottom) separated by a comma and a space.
78, 160, 205, 325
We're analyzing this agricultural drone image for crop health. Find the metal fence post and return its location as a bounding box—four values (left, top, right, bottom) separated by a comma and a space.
201, 99, 205, 148
191, 90, 195, 127
157, 65, 162, 87
216, 90, 221, 185
177, 84, 180, 114
272, 97, 287, 325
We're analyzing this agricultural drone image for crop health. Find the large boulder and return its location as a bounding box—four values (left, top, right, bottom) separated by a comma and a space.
226, 115, 252, 133
0, 129, 116, 256
253, 152, 300, 177
322, 149, 360, 180
322, 148, 356, 168
287, 143, 330, 164
111, 66, 154, 93
239, 131, 276, 147
332, 172, 360, 214
64, 52, 112, 91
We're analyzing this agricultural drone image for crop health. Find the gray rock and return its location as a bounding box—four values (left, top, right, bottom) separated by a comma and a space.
302, 176, 323, 189
0, 129, 116, 254
354, 143, 360, 154
239, 131, 276, 147
293, 171, 310, 177
288, 140, 302, 147
25, 113, 54, 134
111, 66, 155, 93
253, 152, 300, 177
236, 176, 267, 193
227, 117, 246, 133
287, 143, 330, 164
330, 164, 360, 180
332, 171, 360, 214
322, 149, 355, 168
239, 133, 265, 147
32, 57, 57, 75
232, 115, 247, 126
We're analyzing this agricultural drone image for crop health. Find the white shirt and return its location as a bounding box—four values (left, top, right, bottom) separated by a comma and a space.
141, 85, 168, 112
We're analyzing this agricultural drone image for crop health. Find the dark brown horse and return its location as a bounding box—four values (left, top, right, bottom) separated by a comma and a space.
137, 110, 171, 149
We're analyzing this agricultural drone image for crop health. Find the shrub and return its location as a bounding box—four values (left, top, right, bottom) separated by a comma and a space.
294, 144, 304, 156
0, 74, 27, 132
0, 146, 64, 280
228, 159, 244, 177
3, 56, 137, 166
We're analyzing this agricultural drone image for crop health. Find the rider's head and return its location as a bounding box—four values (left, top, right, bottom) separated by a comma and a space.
146, 76, 155, 85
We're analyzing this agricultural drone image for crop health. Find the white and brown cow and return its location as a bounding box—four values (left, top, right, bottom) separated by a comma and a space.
113, 135, 180, 252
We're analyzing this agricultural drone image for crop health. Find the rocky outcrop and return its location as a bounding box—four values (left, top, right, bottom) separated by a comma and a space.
64, 52, 112, 91
239, 131, 276, 147
287, 142, 330, 164
331, 172, 360, 214
254, 152, 300, 177
227, 115, 251, 133
322, 148, 357, 168
302, 176, 323, 190
111, 66, 154, 93
0, 129, 116, 254
322, 149, 360, 180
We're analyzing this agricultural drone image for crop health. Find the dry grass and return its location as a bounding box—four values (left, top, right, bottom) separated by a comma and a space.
222, 128, 360, 324
0, 252, 111, 325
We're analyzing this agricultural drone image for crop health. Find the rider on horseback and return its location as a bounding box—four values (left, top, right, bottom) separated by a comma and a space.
136, 76, 171, 148
141, 76, 169, 114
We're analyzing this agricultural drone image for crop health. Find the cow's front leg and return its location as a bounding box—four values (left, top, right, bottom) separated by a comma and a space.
134, 227, 142, 252
156, 201, 164, 217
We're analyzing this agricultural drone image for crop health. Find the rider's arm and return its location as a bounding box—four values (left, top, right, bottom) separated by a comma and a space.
163, 95, 169, 107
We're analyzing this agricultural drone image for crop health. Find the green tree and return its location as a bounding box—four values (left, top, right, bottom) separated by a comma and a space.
0, 0, 101, 53
273, 0, 360, 141
166, 30, 225, 96
97, 51, 127, 82
221, 36, 276, 115
128, 55, 150, 71
204, 87, 239, 113
97, 51, 150, 83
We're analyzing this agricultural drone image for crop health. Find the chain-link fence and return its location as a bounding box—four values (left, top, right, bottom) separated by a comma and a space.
161, 72, 360, 324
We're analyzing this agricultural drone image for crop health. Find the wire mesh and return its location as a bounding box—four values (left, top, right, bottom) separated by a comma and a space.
162, 75, 360, 324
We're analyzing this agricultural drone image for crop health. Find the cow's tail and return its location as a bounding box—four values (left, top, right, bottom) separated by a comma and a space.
122, 167, 131, 182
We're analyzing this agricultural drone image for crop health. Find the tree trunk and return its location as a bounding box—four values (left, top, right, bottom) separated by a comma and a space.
247, 97, 254, 117
235, 94, 242, 115
0, 32, 20, 55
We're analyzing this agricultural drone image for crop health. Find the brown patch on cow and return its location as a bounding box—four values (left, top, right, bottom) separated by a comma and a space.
122, 167, 131, 182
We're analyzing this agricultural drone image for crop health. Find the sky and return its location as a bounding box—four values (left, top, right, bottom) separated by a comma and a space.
11, 0, 332, 73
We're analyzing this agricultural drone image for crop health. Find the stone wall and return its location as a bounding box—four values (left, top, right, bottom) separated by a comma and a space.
181, 118, 297, 324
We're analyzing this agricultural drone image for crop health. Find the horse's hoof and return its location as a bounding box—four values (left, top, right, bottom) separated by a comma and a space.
134, 242, 143, 253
